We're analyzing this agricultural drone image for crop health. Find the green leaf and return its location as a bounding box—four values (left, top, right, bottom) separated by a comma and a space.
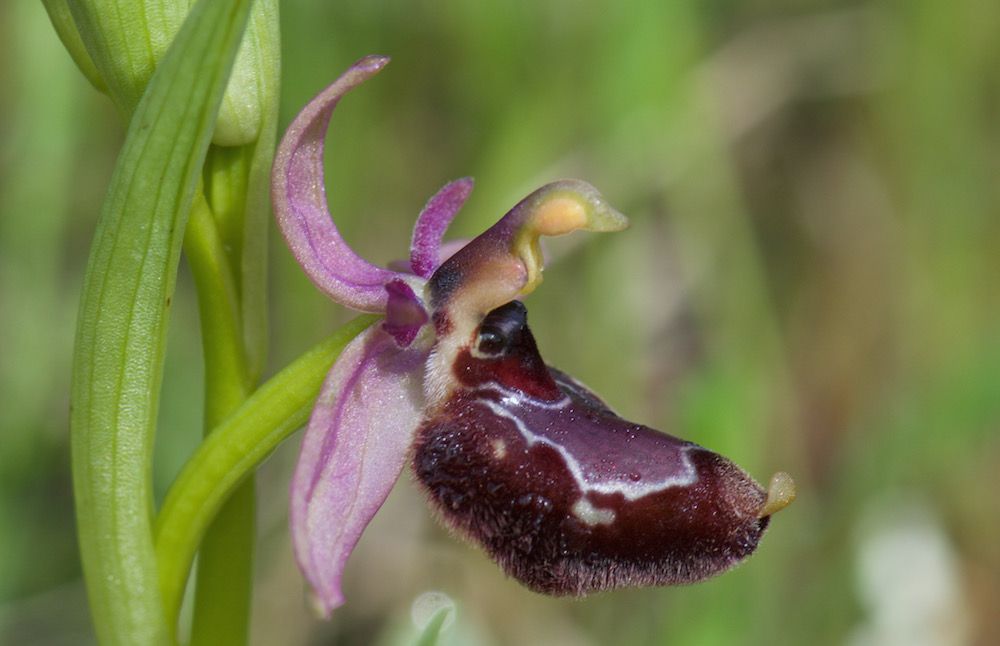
70, 0, 253, 643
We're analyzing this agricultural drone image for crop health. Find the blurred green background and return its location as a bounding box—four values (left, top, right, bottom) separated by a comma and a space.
2, 1, 998, 644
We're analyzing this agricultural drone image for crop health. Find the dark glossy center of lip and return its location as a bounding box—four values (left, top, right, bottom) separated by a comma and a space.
453, 300, 561, 400
476, 300, 527, 356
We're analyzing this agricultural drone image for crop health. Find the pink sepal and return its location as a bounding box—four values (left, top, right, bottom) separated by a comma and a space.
289, 325, 427, 615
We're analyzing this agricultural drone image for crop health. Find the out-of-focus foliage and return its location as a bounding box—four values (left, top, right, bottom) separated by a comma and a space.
1, 1, 997, 645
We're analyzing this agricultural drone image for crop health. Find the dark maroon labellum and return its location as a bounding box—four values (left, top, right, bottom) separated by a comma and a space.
413, 301, 773, 595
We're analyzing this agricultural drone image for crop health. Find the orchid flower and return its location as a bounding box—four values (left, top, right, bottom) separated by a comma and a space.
272, 55, 796, 617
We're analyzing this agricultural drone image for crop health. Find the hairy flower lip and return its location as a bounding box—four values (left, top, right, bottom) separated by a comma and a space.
273, 54, 792, 615
413, 300, 791, 596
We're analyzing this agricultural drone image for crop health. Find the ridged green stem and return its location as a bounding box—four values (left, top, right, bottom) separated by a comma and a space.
182, 186, 255, 645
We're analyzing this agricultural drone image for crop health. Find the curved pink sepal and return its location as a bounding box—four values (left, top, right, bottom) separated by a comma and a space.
290, 325, 427, 615
272, 55, 402, 312
410, 178, 474, 278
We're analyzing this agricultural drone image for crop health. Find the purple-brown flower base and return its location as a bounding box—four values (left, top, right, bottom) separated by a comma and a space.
413, 301, 782, 595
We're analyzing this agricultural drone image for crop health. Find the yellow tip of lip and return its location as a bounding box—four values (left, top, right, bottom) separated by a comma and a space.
759, 471, 796, 518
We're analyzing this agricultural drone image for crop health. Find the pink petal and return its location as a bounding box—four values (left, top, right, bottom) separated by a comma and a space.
290, 325, 427, 615
409, 178, 474, 278
383, 279, 429, 347
272, 55, 402, 312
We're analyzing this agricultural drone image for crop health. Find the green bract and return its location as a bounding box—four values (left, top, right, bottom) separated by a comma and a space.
44, 0, 277, 145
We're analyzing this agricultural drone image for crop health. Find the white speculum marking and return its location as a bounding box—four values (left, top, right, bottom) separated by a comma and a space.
572, 498, 616, 527
476, 381, 571, 410
477, 395, 697, 502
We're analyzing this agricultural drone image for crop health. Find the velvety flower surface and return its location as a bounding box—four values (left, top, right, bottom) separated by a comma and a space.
272, 55, 795, 617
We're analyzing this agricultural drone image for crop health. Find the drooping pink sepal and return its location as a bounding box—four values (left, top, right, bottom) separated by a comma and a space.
290, 325, 427, 615
272, 55, 404, 312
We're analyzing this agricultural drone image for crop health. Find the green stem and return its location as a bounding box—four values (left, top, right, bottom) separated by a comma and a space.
154, 315, 376, 634
185, 190, 251, 408
182, 185, 255, 645
184, 1, 279, 636
191, 482, 255, 646
184, 0, 280, 634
